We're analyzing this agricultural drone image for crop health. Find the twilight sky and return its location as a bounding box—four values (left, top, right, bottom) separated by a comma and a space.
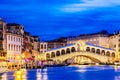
0, 0, 120, 40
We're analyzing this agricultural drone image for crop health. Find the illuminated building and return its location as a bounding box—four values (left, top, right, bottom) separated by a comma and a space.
40, 42, 48, 53
6, 23, 24, 60
47, 37, 67, 50
67, 30, 109, 48
0, 17, 7, 59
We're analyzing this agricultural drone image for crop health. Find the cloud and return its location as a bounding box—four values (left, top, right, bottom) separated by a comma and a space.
0, 0, 120, 40
60, 0, 120, 13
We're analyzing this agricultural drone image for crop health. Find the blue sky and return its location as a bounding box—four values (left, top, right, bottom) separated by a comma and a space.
0, 0, 120, 40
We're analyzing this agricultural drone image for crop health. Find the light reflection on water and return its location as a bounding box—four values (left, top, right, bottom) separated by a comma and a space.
36, 69, 48, 80
1, 66, 120, 80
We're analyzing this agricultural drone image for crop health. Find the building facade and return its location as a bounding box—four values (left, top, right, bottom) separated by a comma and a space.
6, 23, 24, 60
40, 42, 48, 53
0, 17, 7, 58
31, 36, 40, 59
108, 32, 120, 59
47, 37, 67, 50
67, 30, 109, 48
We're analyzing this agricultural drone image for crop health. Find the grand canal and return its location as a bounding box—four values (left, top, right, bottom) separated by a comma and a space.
1, 65, 120, 80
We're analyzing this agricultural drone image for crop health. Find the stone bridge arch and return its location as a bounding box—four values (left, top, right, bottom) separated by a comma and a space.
51, 52, 111, 63
64, 55, 102, 63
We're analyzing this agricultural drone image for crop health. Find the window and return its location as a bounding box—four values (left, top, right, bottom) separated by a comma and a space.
14, 45, 15, 51
19, 38, 21, 42
44, 44, 46, 49
8, 35, 10, 40
19, 46, 21, 51
9, 44, 10, 50
11, 36, 12, 41
114, 45, 116, 48
11, 45, 13, 51
41, 44, 43, 49
0, 24, 3, 30
16, 45, 18, 51
119, 44, 120, 47
14, 37, 15, 41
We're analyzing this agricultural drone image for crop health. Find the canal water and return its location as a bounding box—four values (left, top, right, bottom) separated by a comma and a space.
0, 65, 120, 80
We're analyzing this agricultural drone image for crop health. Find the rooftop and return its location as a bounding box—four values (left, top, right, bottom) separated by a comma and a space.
86, 42, 115, 51
46, 44, 74, 52
7, 23, 22, 26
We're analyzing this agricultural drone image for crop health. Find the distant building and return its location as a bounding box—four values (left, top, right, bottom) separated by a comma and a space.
0, 17, 7, 58
23, 33, 40, 59
108, 32, 120, 51
23, 32, 32, 52
31, 36, 40, 59
40, 42, 48, 53
6, 23, 24, 60
47, 37, 67, 50
67, 30, 109, 48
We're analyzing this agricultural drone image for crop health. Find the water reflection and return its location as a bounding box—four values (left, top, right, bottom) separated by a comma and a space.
14, 69, 27, 80
1, 73, 7, 80
114, 66, 120, 71
36, 69, 48, 80
1, 66, 120, 80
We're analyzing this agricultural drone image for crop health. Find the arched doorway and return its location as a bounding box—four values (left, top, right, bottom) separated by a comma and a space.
51, 52, 55, 58
46, 53, 50, 58
56, 51, 60, 56
86, 47, 90, 52
111, 52, 115, 57
71, 47, 76, 52
106, 51, 110, 57
61, 50, 65, 55
101, 50, 105, 55
96, 49, 100, 54
91, 48, 95, 53
66, 48, 70, 54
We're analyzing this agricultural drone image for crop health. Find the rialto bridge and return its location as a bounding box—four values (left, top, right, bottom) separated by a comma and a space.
40, 41, 116, 64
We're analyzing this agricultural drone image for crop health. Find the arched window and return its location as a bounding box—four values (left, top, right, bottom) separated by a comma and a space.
96, 49, 100, 54
91, 48, 95, 53
11, 44, 13, 51
51, 52, 55, 58
61, 50, 65, 55
66, 48, 70, 54
101, 50, 105, 55
46, 53, 50, 58
86, 47, 90, 52
71, 47, 76, 52
106, 51, 110, 57
56, 51, 60, 56
111, 52, 115, 57
9, 44, 10, 50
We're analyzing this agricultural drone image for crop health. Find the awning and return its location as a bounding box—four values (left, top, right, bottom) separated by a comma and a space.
25, 58, 33, 62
